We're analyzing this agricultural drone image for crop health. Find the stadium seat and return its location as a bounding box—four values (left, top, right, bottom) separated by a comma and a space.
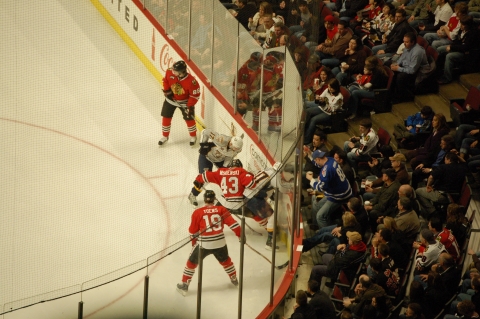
416, 35, 428, 48
360, 65, 394, 113
450, 86, 480, 127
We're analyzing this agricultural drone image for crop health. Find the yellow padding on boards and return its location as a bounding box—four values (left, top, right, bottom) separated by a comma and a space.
90, 0, 204, 129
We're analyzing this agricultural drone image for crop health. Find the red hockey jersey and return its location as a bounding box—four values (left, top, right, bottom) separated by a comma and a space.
162, 69, 200, 107
418, 227, 460, 260
189, 204, 241, 249
195, 167, 256, 202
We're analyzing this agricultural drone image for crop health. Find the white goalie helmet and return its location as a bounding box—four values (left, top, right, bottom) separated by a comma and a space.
229, 136, 243, 152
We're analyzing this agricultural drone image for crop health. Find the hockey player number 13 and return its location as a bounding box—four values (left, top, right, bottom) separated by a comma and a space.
202, 214, 222, 232
220, 176, 239, 195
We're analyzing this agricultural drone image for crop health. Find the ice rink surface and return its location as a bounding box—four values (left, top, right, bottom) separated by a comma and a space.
0, 1, 288, 318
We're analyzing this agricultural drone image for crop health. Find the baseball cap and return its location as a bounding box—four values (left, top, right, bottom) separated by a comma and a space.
312, 150, 326, 159
382, 168, 397, 180
346, 231, 362, 243
389, 153, 406, 162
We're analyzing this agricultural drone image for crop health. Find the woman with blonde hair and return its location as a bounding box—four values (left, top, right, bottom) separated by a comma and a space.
248, 1, 275, 33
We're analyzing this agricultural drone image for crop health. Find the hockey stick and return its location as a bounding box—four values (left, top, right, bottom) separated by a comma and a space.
232, 216, 288, 270
232, 214, 263, 236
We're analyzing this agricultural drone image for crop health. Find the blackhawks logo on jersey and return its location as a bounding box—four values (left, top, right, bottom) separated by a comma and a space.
192, 79, 198, 86
171, 82, 185, 95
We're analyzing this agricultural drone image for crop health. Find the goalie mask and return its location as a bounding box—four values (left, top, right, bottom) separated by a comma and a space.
204, 190, 216, 204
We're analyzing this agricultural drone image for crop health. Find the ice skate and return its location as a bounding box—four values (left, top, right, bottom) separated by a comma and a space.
189, 136, 197, 146
158, 136, 168, 146
265, 237, 279, 251
176, 282, 188, 296
230, 275, 239, 287
188, 192, 198, 206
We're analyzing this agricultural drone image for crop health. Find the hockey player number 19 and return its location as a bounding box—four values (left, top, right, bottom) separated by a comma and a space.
220, 176, 239, 195
202, 214, 222, 232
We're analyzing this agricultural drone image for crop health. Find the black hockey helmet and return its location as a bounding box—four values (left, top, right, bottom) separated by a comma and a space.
204, 190, 216, 204
172, 60, 187, 74
228, 159, 243, 168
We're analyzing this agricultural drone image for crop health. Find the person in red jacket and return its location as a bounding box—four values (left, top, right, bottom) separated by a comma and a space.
159, 60, 200, 146
176, 190, 242, 296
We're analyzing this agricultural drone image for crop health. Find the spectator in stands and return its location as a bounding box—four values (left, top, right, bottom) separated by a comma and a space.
307, 280, 336, 319
303, 78, 344, 140
345, 56, 388, 120
432, 218, 462, 257
383, 216, 415, 256
302, 129, 329, 189
393, 105, 435, 147
415, 153, 467, 218
288, 290, 317, 319
469, 0, 480, 19
288, 1, 315, 39
406, 113, 450, 169
349, 197, 371, 232
392, 197, 420, 240
373, 225, 409, 268
414, 229, 445, 275
302, 54, 323, 93
332, 36, 367, 86
314, 20, 353, 68
363, 153, 410, 201
432, 252, 462, 298
437, 16, 480, 85
333, 148, 356, 188
302, 211, 362, 254
417, 0, 452, 35
307, 280, 335, 319
410, 134, 455, 188
447, 299, 480, 319
404, 0, 438, 28
372, 293, 394, 319
446, 204, 468, 247
309, 231, 366, 288
450, 264, 480, 315
424, 2, 468, 50
306, 150, 353, 229
233, 0, 257, 30
357, 3, 395, 43
254, 14, 276, 46
365, 168, 401, 228
334, 0, 370, 22
369, 257, 401, 296
403, 302, 427, 319
373, 9, 413, 59
424, 271, 448, 315
389, 32, 428, 103
343, 118, 379, 168
343, 274, 388, 317
248, 1, 276, 33
305, 66, 334, 108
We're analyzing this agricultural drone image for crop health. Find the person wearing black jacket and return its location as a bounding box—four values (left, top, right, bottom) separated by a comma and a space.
234, 0, 257, 30
334, 0, 369, 22
307, 280, 336, 319
373, 9, 414, 58
438, 16, 480, 84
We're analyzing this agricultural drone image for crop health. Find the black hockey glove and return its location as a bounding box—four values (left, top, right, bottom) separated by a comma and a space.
163, 89, 173, 98
199, 142, 215, 155
193, 180, 204, 192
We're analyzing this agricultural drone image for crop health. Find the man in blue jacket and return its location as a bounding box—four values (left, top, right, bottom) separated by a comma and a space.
306, 150, 352, 229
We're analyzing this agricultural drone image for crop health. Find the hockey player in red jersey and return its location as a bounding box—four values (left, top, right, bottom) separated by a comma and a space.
158, 60, 200, 146
189, 159, 257, 206
176, 190, 241, 296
